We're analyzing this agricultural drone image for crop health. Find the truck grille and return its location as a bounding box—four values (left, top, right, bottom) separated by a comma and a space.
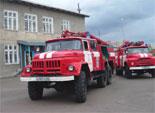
46, 60, 60, 68
32, 61, 44, 68
46, 60, 60, 73
32, 60, 61, 74
137, 58, 152, 66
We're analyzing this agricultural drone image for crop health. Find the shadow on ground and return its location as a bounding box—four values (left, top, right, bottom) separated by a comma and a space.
40, 81, 104, 103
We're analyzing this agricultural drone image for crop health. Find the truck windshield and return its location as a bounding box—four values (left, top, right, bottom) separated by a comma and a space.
127, 48, 149, 54
46, 40, 82, 51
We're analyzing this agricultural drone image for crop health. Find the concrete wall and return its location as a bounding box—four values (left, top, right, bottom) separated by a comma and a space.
0, 0, 86, 77
1, 1, 85, 33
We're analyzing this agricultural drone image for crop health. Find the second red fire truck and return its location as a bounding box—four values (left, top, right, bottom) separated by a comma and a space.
116, 41, 155, 78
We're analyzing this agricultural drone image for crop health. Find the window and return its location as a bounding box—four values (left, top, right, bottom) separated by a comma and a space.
90, 40, 97, 51
42, 16, 54, 34
3, 10, 18, 31
127, 48, 149, 54
4, 45, 19, 64
24, 13, 37, 32
83, 41, 88, 51
46, 40, 82, 51
61, 20, 70, 31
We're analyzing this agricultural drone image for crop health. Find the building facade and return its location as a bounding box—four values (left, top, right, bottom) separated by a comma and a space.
0, 0, 88, 77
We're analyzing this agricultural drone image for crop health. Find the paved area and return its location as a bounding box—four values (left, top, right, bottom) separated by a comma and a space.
0, 75, 155, 113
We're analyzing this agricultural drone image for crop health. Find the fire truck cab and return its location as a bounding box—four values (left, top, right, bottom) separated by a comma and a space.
20, 31, 112, 103
116, 41, 155, 78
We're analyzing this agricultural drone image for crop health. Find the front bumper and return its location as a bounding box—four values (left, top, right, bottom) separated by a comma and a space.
20, 76, 74, 82
129, 66, 155, 70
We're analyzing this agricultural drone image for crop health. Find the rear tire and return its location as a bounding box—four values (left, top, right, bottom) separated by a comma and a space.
125, 65, 132, 79
74, 71, 87, 103
107, 67, 112, 85
151, 70, 155, 78
116, 68, 123, 76
97, 69, 107, 88
28, 82, 43, 100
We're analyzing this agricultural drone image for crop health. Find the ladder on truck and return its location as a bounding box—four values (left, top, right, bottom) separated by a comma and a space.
119, 41, 145, 48
61, 30, 108, 45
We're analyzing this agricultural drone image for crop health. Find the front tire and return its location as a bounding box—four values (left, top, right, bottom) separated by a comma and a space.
116, 68, 123, 76
28, 82, 43, 100
74, 71, 87, 103
125, 65, 132, 79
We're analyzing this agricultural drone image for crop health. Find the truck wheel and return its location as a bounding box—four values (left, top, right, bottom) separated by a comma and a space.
125, 65, 132, 79
74, 71, 87, 103
97, 69, 107, 88
151, 70, 155, 78
116, 69, 119, 75
116, 68, 123, 76
28, 82, 43, 100
107, 67, 112, 85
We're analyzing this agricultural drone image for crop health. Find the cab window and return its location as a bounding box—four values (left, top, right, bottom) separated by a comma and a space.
101, 46, 109, 60
83, 41, 88, 51
90, 40, 97, 51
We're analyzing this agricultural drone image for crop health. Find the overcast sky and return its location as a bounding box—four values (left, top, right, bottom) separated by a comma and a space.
25, 0, 155, 45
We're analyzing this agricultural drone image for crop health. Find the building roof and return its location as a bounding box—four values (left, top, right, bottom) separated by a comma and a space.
6, 0, 89, 17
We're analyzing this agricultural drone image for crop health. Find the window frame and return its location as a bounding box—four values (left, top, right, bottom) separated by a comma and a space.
3, 10, 18, 31
62, 20, 70, 31
42, 16, 54, 34
24, 13, 38, 32
4, 44, 19, 65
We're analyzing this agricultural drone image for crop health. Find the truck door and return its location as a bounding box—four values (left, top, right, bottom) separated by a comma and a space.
101, 46, 109, 61
100, 46, 109, 70
90, 40, 100, 71
83, 40, 93, 72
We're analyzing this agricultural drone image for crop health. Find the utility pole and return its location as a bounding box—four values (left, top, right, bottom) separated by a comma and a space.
77, 3, 81, 13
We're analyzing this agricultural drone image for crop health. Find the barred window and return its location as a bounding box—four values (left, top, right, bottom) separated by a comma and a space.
24, 13, 37, 32
3, 10, 18, 31
43, 16, 54, 34
4, 45, 19, 64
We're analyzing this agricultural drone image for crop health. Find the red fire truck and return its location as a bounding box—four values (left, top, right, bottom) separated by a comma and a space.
116, 41, 155, 78
20, 31, 112, 103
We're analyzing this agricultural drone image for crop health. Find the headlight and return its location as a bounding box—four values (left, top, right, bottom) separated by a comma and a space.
131, 62, 134, 66
68, 65, 74, 71
26, 68, 31, 73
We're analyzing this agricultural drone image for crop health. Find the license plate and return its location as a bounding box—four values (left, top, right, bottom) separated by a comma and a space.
36, 77, 50, 81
